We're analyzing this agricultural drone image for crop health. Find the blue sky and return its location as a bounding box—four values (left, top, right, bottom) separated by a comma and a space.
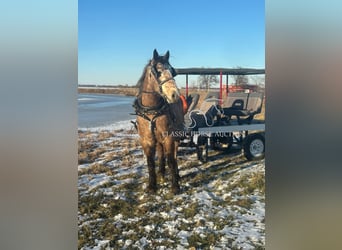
78, 0, 264, 86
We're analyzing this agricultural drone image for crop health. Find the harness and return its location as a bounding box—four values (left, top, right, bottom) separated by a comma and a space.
133, 97, 168, 131
132, 64, 175, 133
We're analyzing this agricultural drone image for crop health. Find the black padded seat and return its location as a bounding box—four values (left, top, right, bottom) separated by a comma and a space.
222, 92, 264, 124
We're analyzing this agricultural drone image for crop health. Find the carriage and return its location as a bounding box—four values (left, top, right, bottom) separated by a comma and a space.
175, 67, 265, 163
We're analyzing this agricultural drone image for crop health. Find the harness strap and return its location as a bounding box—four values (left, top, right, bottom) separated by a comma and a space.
135, 110, 161, 136
158, 77, 175, 86
133, 97, 166, 114
133, 96, 169, 135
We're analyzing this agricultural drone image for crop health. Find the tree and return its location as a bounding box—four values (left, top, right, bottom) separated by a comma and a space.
198, 75, 218, 90
233, 74, 249, 85
250, 75, 265, 93
250, 75, 265, 86
190, 80, 197, 89
232, 66, 249, 85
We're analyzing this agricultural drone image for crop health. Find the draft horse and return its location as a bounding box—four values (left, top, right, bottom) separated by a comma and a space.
134, 49, 182, 194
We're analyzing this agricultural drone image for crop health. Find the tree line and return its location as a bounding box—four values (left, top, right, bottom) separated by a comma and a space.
195, 67, 264, 90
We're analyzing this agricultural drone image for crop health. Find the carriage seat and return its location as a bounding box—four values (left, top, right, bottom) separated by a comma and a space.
184, 94, 220, 130
185, 93, 200, 113
222, 92, 264, 124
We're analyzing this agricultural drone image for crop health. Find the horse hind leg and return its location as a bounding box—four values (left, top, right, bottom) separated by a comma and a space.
168, 153, 180, 195
165, 139, 180, 194
174, 141, 181, 180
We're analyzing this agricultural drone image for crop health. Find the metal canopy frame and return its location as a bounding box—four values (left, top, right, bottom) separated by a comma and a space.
175, 67, 265, 76
175, 67, 265, 103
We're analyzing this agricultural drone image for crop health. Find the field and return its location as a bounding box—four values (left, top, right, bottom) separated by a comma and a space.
78, 129, 265, 249
78, 86, 138, 96
78, 87, 265, 249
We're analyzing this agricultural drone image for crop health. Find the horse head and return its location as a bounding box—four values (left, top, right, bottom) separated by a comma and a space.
149, 49, 180, 103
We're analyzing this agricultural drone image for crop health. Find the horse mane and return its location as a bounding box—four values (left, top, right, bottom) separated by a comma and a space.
136, 60, 152, 94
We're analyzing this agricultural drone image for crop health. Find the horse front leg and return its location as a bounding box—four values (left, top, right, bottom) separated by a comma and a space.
144, 145, 157, 193
156, 143, 166, 182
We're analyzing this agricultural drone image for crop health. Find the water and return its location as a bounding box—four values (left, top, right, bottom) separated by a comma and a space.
78, 93, 135, 128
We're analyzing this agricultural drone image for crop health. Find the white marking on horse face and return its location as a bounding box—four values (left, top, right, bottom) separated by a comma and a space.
160, 70, 180, 103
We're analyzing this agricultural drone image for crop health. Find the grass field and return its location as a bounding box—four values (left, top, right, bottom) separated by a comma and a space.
78, 86, 265, 249
78, 128, 265, 249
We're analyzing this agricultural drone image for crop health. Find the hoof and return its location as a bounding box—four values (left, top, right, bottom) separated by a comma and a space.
158, 170, 166, 180
172, 185, 181, 195
159, 176, 166, 184
146, 185, 157, 194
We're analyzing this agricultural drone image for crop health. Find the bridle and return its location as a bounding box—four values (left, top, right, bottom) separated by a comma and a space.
144, 62, 176, 96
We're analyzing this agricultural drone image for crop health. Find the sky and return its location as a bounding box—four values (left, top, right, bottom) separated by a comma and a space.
78, 0, 265, 87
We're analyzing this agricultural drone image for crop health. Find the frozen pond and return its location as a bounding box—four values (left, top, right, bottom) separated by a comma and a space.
78, 93, 135, 128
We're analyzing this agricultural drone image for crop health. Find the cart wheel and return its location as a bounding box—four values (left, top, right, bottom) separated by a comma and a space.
197, 136, 208, 163
244, 133, 265, 161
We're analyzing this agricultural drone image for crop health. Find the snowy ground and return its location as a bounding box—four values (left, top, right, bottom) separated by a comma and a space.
78, 120, 265, 249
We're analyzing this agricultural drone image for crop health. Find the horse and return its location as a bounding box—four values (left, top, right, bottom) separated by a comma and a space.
133, 49, 183, 194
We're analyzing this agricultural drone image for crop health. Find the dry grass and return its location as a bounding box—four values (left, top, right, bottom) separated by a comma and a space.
79, 87, 137, 96
78, 88, 265, 249
78, 163, 112, 176
78, 127, 265, 249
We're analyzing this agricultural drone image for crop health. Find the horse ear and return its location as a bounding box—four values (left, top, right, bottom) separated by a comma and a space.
164, 50, 170, 61
153, 49, 159, 60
